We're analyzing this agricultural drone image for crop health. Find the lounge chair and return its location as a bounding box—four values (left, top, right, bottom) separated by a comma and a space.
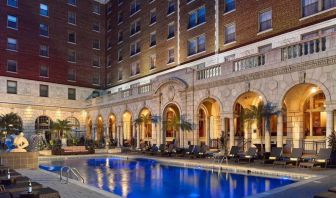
313, 191, 336, 198
299, 148, 332, 168
144, 144, 158, 155
177, 145, 195, 157
261, 147, 283, 164
155, 144, 166, 155
237, 147, 257, 163
188, 145, 201, 159
212, 146, 240, 164
162, 144, 175, 156
274, 148, 303, 167
197, 145, 211, 158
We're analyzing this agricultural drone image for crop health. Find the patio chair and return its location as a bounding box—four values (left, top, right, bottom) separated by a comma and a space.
155, 144, 166, 155
237, 147, 258, 163
274, 148, 303, 167
177, 145, 195, 157
161, 144, 175, 156
261, 147, 283, 164
188, 145, 201, 159
299, 148, 332, 168
144, 144, 158, 155
196, 145, 211, 158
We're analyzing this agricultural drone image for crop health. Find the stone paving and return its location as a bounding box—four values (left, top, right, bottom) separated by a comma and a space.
17, 169, 120, 198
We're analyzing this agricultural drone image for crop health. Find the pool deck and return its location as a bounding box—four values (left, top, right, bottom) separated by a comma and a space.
31, 153, 336, 198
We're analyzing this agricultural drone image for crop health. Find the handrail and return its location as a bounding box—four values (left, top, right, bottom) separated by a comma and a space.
60, 166, 84, 184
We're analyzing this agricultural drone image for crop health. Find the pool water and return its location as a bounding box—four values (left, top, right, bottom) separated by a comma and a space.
40, 158, 295, 198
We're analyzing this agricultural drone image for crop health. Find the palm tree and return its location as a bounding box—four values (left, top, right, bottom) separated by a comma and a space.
51, 119, 72, 139
134, 114, 153, 140
167, 116, 193, 147
0, 113, 23, 134
244, 102, 280, 153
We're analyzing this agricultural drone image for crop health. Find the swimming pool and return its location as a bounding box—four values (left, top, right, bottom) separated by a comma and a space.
40, 157, 295, 198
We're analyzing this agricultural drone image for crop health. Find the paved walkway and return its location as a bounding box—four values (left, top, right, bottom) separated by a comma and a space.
17, 169, 120, 198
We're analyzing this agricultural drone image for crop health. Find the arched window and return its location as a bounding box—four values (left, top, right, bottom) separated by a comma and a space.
35, 116, 52, 130
66, 117, 80, 130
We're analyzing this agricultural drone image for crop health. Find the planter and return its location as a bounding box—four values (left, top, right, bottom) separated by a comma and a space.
39, 150, 52, 156
61, 138, 67, 147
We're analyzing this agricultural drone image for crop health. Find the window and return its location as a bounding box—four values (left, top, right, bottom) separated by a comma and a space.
149, 55, 156, 69
40, 4, 49, 17
130, 19, 141, 35
68, 32, 76, 43
167, 0, 176, 15
68, 69, 76, 81
107, 55, 112, 66
92, 3, 100, 14
224, 23, 236, 43
118, 70, 123, 81
107, 38, 112, 49
107, 2, 112, 14
39, 65, 49, 77
188, 6, 206, 29
118, 31, 123, 43
92, 73, 100, 85
130, 0, 141, 15
188, 34, 206, 56
118, 12, 123, 24
118, 49, 123, 62
7, 0, 18, 8
167, 48, 175, 63
224, 0, 236, 13
258, 44, 272, 53
324, 0, 336, 10
107, 72, 112, 85
118, 0, 124, 6
92, 55, 100, 67
40, 85, 48, 97
67, 0, 76, 6
168, 23, 175, 39
68, 50, 76, 62
150, 9, 157, 25
302, 0, 319, 17
130, 41, 141, 56
39, 23, 49, 37
68, 12, 76, 25
7, 60, 17, 72
92, 39, 100, 49
7, 81, 17, 94
7, 38, 17, 51
7, 15, 18, 29
107, 19, 112, 31
150, 32, 157, 47
130, 62, 140, 76
92, 22, 100, 32
68, 88, 76, 100
39, 45, 49, 57
259, 10, 272, 32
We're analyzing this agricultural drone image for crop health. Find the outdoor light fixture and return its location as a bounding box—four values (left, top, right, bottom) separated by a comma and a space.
311, 87, 317, 93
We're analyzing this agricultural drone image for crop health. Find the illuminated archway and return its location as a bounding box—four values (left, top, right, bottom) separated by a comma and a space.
138, 108, 152, 142
122, 111, 133, 145
86, 118, 92, 139
96, 115, 104, 141
163, 103, 181, 146
35, 115, 53, 142
108, 114, 117, 140
197, 98, 221, 146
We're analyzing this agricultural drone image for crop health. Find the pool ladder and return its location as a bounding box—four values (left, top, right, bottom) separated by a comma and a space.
60, 166, 85, 184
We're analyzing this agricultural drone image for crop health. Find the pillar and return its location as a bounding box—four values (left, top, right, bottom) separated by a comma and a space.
136, 125, 140, 149
120, 125, 124, 147
265, 127, 271, 152
229, 117, 235, 148
277, 112, 283, 147
326, 110, 334, 147
117, 125, 121, 147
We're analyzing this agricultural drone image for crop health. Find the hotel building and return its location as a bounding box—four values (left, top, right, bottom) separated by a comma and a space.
1, 0, 336, 152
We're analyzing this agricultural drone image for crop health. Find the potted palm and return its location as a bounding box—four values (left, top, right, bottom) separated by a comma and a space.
167, 116, 193, 148
0, 113, 23, 135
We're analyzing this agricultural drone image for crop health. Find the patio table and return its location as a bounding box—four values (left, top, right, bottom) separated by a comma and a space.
4, 182, 43, 193
18, 187, 60, 198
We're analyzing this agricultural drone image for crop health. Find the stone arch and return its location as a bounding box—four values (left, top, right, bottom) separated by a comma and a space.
86, 116, 93, 140
96, 115, 104, 141
35, 115, 53, 142
162, 102, 182, 146
138, 107, 153, 142
154, 77, 188, 94
122, 111, 133, 146
108, 113, 117, 140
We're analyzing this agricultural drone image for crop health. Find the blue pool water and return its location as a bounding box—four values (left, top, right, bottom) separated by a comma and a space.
40, 158, 295, 198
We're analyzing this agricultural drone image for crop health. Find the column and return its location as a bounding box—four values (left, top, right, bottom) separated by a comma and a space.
229, 117, 235, 148
326, 110, 334, 147
277, 112, 283, 147
265, 127, 271, 152
120, 125, 124, 147
136, 125, 140, 149
117, 125, 121, 147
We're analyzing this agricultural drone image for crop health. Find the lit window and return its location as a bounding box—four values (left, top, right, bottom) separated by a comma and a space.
7, 0, 18, 8
7, 38, 17, 51
40, 85, 49, 97
7, 15, 18, 29
167, 48, 175, 63
130, 62, 140, 76
188, 34, 206, 56
224, 0, 236, 13
39, 23, 49, 37
40, 4, 49, 17
224, 23, 236, 43
188, 6, 206, 29
7, 81, 17, 94
259, 10, 272, 32
7, 60, 17, 72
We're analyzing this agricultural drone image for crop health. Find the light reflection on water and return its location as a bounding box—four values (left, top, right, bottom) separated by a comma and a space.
41, 158, 295, 198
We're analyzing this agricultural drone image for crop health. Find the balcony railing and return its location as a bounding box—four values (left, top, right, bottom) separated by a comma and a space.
197, 65, 221, 80
233, 54, 266, 72
138, 84, 152, 94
